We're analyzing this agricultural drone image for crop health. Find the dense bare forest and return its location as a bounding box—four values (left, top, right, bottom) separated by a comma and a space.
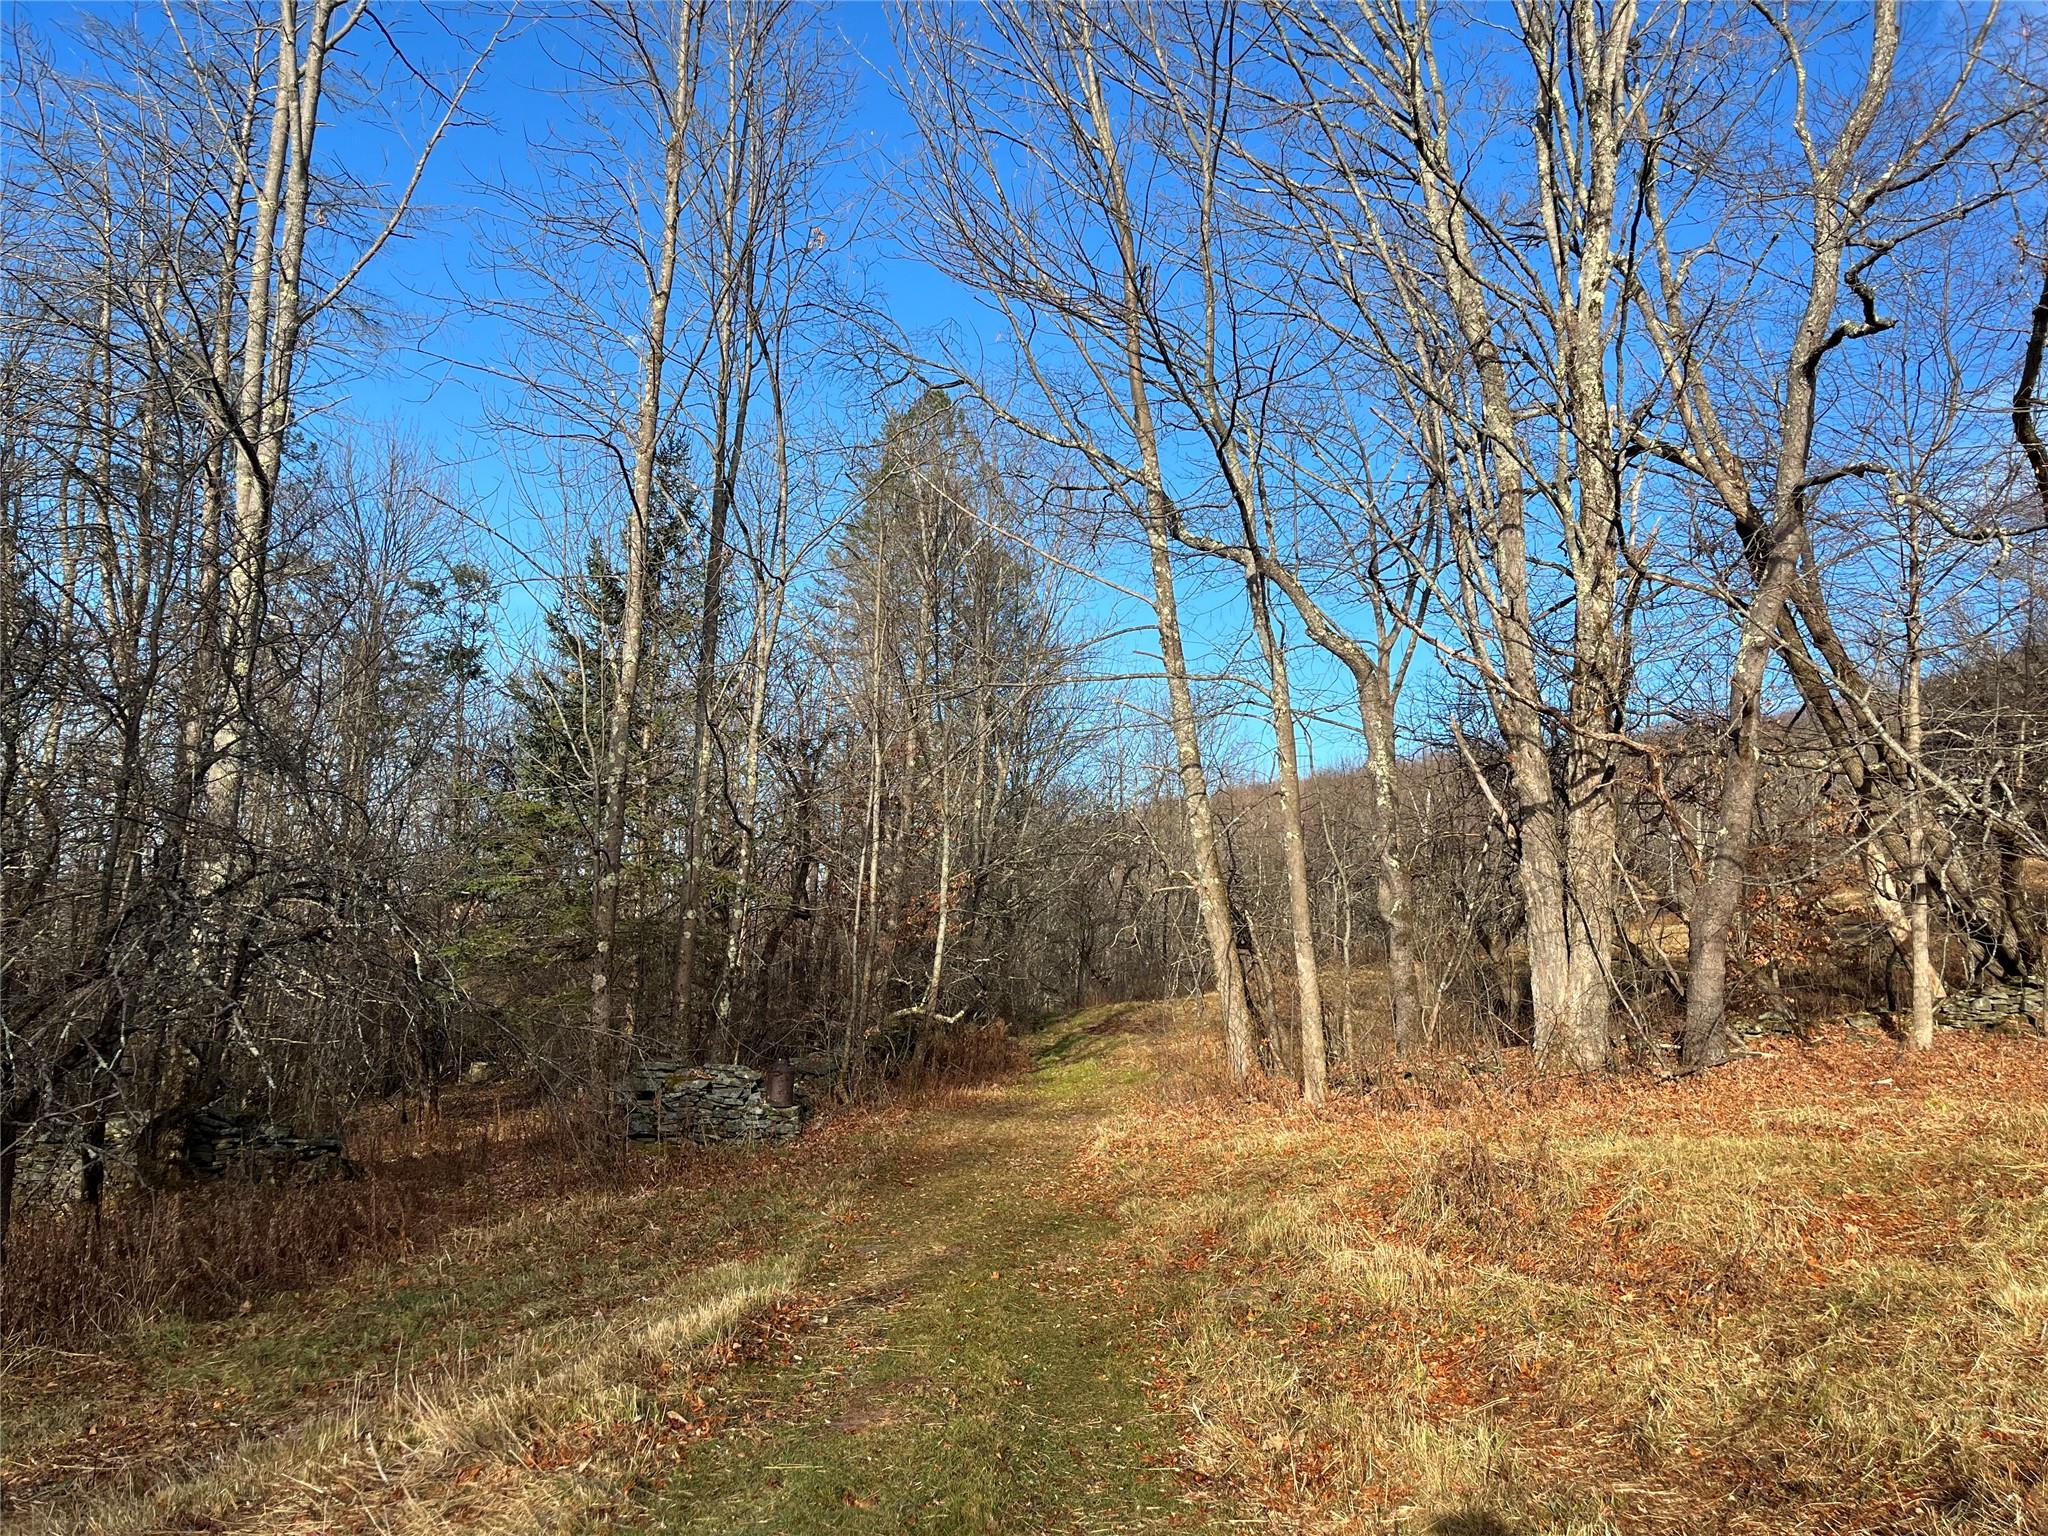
8, 3, 2048, 1528
5, 0, 2048, 1214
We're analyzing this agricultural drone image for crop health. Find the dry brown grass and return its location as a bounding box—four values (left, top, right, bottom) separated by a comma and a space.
895, 1018, 1032, 1097
1086, 996, 2048, 1534
26, 1243, 805, 1535
3, 1088, 645, 1342
12, 1006, 2047, 1535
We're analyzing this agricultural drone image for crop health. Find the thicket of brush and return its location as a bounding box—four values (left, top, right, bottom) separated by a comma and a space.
3, 1093, 658, 1341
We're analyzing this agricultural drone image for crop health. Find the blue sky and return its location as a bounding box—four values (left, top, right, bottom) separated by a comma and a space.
251, 0, 1306, 776
9, 1, 2015, 790
0, 0, 1836, 782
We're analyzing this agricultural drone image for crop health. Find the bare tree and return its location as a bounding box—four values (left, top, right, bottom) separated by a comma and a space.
1268, 0, 1672, 1068
1629, 2, 2035, 1065
665, 1, 844, 1054
897, 0, 1280, 1082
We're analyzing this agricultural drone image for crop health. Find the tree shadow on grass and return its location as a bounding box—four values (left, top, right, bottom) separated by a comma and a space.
1031, 1004, 1146, 1067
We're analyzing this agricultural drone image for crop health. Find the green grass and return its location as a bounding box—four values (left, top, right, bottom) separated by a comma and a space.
6, 1011, 1231, 1534
634, 1018, 1214, 1535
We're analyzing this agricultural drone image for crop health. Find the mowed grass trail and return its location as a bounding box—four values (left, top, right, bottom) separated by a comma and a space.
4, 1008, 1229, 1535
10, 1000, 2048, 1535
631, 1009, 1208, 1535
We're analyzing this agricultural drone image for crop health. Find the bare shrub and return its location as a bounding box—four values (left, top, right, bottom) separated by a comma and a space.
3, 1089, 661, 1343
1409, 1135, 1567, 1257
898, 1020, 1030, 1095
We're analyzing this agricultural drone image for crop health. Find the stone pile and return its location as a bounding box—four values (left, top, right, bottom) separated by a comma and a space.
13, 1107, 355, 1201
11, 1113, 143, 1204
788, 1048, 843, 1093
180, 1108, 358, 1183
620, 1061, 804, 1144
1937, 975, 2047, 1034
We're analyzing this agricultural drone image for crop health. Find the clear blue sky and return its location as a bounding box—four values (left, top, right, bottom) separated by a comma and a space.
245, 0, 1307, 778
19, 2, 1981, 786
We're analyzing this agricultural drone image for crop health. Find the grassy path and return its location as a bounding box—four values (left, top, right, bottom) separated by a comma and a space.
17, 1004, 2048, 1533
8, 1006, 1226, 1534
634, 1006, 1212, 1535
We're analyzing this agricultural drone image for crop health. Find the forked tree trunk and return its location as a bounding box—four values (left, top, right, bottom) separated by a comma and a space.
1671, 0, 1900, 1069
1415, 177, 1601, 1068
1375, 0, 1628, 1072
1262, 562, 1422, 1055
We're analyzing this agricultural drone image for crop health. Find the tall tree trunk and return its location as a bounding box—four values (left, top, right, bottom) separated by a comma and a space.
1413, 142, 1591, 1067
669, 470, 731, 1051
593, 1, 697, 1068
1070, 13, 1254, 1082
1246, 575, 1325, 1102
174, 0, 337, 1145
713, 576, 780, 1049
199, 2, 298, 880
1904, 513, 1935, 1051
1671, 0, 1900, 1068
671, 18, 767, 1046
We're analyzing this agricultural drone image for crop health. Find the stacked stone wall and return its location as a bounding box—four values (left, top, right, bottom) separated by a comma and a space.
1937, 975, 2047, 1034
13, 1108, 354, 1203
620, 1062, 804, 1144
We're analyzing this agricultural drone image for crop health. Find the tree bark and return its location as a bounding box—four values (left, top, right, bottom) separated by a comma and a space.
1670, 0, 1900, 1069
594, 0, 697, 1068
1069, 16, 1255, 1083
